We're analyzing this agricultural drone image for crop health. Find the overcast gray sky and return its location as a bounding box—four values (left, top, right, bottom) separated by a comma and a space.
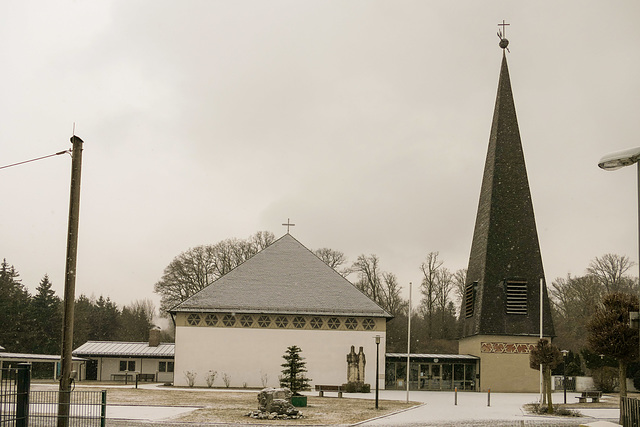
2, 1, 640, 311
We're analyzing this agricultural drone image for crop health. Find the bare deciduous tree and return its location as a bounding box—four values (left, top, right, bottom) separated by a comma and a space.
587, 253, 636, 294
314, 248, 348, 275
452, 268, 467, 311
350, 254, 406, 316
154, 231, 275, 314
419, 252, 456, 339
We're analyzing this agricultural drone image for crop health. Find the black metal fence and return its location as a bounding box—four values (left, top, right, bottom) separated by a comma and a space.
0, 364, 106, 427
553, 375, 576, 391
621, 396, 640, 427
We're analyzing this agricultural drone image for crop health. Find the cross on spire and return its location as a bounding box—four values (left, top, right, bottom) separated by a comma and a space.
282, 218, 296, 234
498, 20, 510, 39
497, 20, 510, 51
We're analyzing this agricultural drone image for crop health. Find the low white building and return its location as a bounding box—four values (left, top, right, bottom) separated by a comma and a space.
170, 233, 392, 389
72, 332, 174, 383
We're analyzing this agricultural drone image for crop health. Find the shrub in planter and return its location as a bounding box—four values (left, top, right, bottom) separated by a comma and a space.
291, 395, 307, 407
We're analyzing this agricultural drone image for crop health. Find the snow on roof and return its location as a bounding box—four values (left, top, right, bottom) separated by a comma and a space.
171, 234, 391, 318
0, 353, 86, 362
73, 341, 174, 358
386, 353, 479, 360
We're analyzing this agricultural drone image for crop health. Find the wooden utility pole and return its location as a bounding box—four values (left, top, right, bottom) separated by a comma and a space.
57, 135, 84, 427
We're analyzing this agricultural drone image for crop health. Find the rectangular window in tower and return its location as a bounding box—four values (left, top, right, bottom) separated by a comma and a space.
505, 280, 528, 315
464, 282, 477, 318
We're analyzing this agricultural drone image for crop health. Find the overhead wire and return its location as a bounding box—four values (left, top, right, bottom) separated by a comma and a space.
0, 149, 71, 170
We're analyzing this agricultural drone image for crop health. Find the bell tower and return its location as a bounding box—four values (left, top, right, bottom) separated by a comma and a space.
458, 28, 554, 392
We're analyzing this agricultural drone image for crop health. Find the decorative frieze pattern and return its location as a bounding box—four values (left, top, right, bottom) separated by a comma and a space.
481, 342, 536, 354
180, 313, 381, 332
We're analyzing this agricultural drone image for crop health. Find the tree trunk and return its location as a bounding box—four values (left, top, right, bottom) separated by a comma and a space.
619, 360, 627, 397
545, 366, 554, 414
620, 360, 628, 426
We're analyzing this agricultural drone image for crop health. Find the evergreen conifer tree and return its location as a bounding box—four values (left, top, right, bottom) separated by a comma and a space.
0, 259, 32, 352
31, 274, 62, 354
280, 345, 311, 395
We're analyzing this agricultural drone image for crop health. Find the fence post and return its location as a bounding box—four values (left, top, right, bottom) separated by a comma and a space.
16, 363, 31, 427
101, 390, 107, 427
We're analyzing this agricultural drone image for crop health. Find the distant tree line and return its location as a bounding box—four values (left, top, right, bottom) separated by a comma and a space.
153, 232, 640, 374
0, 259, 162, 356
152, 231, 466, 354
6, 226, 639, 389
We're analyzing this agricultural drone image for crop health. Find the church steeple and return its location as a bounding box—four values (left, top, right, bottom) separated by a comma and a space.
460, 47, 555, 338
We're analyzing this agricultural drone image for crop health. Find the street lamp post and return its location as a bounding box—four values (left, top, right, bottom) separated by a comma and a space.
375, 335, 381, 410
563, 351, 569, 404
598, 147, 640, 357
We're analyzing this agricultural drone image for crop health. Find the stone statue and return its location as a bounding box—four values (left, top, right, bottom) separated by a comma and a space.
346, 345, 366, 384
357, 346, 366, 383
347, 346, 358, 383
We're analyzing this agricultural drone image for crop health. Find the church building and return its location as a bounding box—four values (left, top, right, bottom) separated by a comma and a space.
458, 35, 555, 392
170, 233, 392, 389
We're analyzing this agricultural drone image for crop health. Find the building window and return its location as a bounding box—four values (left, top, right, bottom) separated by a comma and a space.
345, 317, 358, 330
275, 316, 289, 328
465, 282, 477, 318
362, 318, 375, 330
328, 317, 340, 330
258, 315, 271, 328
240, 315, 254, 327
204, 314, 217, 326
119, 361, 135, 371
505, 280, 528, 315
310, 317, 323, 329
160, 361, 175, 373
292, 316, 306, 329
222, 314, 236, 327
187, 313, 201, 326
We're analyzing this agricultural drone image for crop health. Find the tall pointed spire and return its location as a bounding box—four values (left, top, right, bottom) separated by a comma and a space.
460, 50, 554, 338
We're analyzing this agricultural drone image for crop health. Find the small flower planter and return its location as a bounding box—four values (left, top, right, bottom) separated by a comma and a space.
291, 395, 307, 407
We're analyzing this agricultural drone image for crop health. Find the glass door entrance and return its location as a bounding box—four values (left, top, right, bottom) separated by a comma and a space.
385, 357, 478, 391
418, 364, 442, 390
430, 364, 441, 389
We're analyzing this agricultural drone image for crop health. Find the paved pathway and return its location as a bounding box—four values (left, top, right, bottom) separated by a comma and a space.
103, 388, 620, 426
355, 390, 619, 426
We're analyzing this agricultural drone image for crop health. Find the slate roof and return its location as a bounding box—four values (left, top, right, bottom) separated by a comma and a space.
461, 51, 554, 338
73, 341, 174, 358
170, 233, 391, 318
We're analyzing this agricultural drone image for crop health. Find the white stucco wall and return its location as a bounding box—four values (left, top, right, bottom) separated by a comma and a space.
174, 326, 386, 389
85, 357, 173, 382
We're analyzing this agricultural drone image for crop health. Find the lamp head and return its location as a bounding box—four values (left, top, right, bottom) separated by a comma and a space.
598, 147, 640, 171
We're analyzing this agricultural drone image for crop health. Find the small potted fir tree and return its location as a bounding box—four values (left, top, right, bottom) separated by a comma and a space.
280, 345, 311, 407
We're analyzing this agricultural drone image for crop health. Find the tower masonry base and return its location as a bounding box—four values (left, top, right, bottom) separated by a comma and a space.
459, 335, 545, 393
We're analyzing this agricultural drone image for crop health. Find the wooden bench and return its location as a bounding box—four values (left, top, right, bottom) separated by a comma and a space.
136, 373, 156, 382
111, 373, 134, 382
315, 385, 343, 398
577, 391, 602, 403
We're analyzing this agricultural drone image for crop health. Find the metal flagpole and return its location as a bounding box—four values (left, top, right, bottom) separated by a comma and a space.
539, 278, 543, 404
406, 282, 411, 403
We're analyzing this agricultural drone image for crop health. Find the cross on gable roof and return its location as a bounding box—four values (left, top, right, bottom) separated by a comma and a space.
170, 234, 392, 318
